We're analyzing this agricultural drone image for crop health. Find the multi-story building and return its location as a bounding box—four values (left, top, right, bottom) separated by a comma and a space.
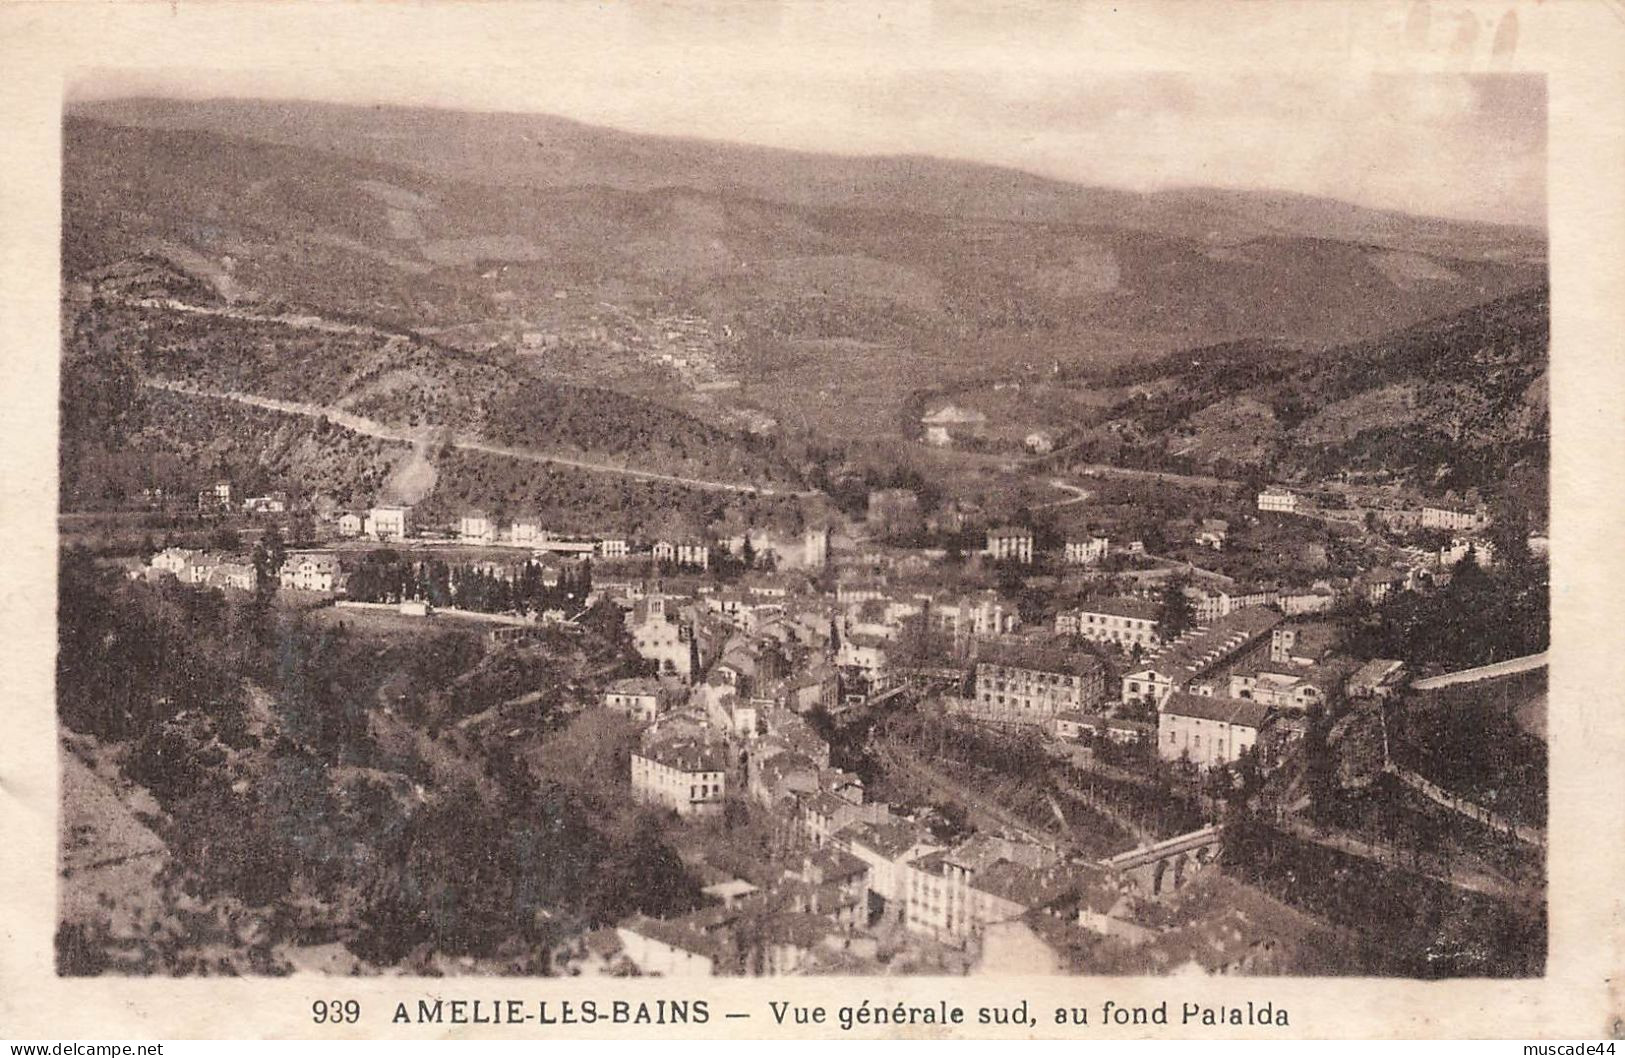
801, 791, 887, 849
201, 561, 259, 593
1063, 535, 1110, 565
836, 632, 889, 683
1257, 488, 1298, 514
1421, 505, 1490, 532
803, 527, 830, 569
985, 526, 1035, 565
677, 541, 711, 570
511, 518, 546, 547
837, 817, 939, 915
967, 644, 1107, 727
626, 595, 693, 680
1277, 586, 1338, 616
458, 511, 496, 545
196, 481, 233, 513
630, 736, 727, 817
603, 676, 669, 723
1157, 692, 1274, 769
278, 553, 341, 593
1226, 669, 1328, 711
1058, 597, 1161, 649
1120, 606, 1282, 706
149, 547, 198, 576
365, 505, 412, 541
931, 592, 1020, 639
598, 538, 630, 560
336, 512, 363, 537
1270, 624, 1339, 667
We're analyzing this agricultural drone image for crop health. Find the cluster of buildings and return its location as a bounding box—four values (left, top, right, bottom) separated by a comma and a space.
334, 505, 833, 574
139, 547, 259, 592
603, 617, 1323, 975
136, 546, 350, 596
607, 654, 1149, 973
1258, 487, 1495, 537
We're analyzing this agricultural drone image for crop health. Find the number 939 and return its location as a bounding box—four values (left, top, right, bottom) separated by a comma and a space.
312, 999, 361, 1024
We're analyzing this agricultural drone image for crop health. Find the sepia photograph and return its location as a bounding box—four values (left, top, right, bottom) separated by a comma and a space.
49, 57, 1557, 986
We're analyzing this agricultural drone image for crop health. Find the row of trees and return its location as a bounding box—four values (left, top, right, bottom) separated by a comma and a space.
1342, 549, 1548, 674
345, 550, 593, 614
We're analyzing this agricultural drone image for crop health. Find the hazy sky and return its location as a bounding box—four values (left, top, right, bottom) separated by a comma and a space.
70, 5, 1547, 228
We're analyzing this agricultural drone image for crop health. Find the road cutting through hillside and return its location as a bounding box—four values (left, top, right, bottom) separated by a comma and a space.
142, 379, 816, 497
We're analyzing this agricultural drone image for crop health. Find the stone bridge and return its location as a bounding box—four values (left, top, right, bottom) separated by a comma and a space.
1101, 824, 1223, 896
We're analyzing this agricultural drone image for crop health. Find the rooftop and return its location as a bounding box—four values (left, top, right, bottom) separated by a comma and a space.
976, 641, 1107, 678
842, 817, 932, 861
1162, 691, 1275, 730
638, 736, 727, 774
1139, 606, 1283, 679
1076, 596, 1160, 622
606, 676, 665, 697
971, 860, 1092, 910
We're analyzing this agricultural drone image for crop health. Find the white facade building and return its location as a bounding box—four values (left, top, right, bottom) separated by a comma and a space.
1157, 693, 1273, 770
1257, 489, 1298, 514
630, 738, 727, 817
366, 505, 412, 541
1063, 536, 1110, 565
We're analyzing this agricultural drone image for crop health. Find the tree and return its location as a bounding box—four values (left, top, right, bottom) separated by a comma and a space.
1303, 702, 1337, 824
1155, 578, 1196, 642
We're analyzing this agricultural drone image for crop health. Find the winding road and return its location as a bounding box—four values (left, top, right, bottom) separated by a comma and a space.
143, 379, 816, 497
1035, 478, 1092, 509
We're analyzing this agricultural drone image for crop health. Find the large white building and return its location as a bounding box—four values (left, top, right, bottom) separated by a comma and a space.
968, 645, 1108, 726
1063, 535, 1110, 566
900, 836, 1081, 943
278, 553, 340, 593
1157, 692, 1274, 769
1057, 597, 1161, 649
458, 511, 496, 545
931, 592, 1021, 638
985, 526, 1035, 565
365, 505, 412, 541
511, 518, 546, 547
654, 540, 710, 570
1257, 488, 1298, 514
626, 595, 693, 680
1421, 505, 1490, 532
631, 738, 727, 817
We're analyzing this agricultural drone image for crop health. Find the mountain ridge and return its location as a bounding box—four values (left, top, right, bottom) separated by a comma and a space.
69, 97, 1544, 261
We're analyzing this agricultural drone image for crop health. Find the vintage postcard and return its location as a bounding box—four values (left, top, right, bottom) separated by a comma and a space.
1, 0, 1621, 1043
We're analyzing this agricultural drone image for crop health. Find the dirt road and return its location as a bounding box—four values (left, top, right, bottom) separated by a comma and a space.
144, 379, 815, 497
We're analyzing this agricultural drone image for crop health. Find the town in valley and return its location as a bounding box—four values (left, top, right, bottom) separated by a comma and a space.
56, 85, 1549, 980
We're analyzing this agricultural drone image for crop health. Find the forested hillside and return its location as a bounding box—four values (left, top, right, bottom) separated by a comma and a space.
1068, 286, 1549, 497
